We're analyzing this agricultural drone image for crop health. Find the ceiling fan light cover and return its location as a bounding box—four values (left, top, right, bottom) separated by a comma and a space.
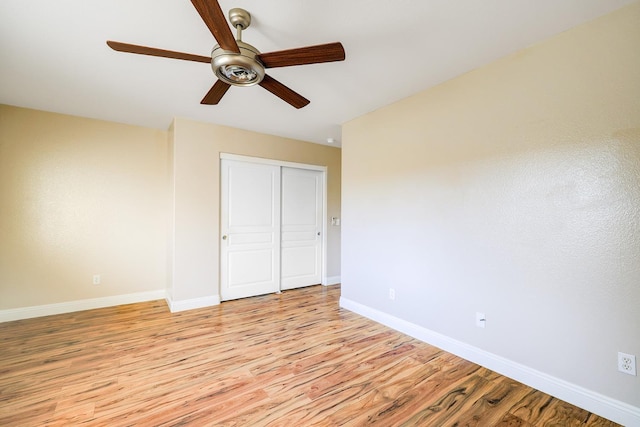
211, 41, 264, 86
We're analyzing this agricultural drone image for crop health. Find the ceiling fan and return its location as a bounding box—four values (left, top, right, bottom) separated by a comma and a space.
107, 0, 345, 109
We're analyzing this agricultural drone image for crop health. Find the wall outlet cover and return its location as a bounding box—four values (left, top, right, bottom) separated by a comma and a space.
618, 352, 637, 376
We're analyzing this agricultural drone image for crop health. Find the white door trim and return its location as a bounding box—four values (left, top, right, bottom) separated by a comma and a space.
219, 153, 328, 288
220, 153, 326, 172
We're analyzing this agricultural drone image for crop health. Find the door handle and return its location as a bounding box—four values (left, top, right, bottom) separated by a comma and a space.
222, 235, 228, 240
317, 232, 321, 236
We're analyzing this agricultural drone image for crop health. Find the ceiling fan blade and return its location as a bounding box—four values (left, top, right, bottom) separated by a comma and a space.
201, 80, 231, 105
107, 41, 211, 63
190, 0, 240, 53
257, 42, 345, 68
259, 74, 310, 109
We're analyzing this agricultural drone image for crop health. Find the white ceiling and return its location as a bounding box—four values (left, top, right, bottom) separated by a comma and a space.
0, 0, 635, 146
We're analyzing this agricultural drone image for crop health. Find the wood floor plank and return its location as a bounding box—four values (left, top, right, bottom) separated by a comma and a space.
496, 412, 536, 427
0, 285, 622, 426
334, 354, 484, 426
428, 376, 532, 427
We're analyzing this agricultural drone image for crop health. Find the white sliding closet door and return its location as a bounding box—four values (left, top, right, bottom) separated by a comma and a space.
280, 167, 323, 290
220, 158, 324, 301
220, 159, 281, 301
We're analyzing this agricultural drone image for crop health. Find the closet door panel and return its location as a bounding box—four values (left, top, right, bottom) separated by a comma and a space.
281, 167, 323, 290
221, 159, 281, 301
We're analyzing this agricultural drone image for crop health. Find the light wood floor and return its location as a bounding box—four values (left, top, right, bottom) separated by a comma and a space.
0, 285, 620, 426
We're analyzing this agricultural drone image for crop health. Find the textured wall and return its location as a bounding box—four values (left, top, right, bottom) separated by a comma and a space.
0, 105, 168, 309
342, 2, 639, 409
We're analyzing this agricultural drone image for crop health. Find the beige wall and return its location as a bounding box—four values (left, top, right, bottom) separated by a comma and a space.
0, 107, 341, 312
168, 117, 341, 304
342, 1, 639, 416
0, 105, 168, 309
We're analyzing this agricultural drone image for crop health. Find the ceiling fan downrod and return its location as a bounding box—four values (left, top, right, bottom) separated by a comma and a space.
229, 8, 251, 41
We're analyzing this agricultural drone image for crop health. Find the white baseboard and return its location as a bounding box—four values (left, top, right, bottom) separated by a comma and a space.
339, 297, 640, 427
323, 275, 341, 286
0, 290, 167, 323
166, 294, 220, 312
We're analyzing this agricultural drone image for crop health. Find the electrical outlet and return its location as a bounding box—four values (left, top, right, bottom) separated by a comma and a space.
618, 352, 636, 376
476, 312, 486, 328
93, 274, 101, 285
388, 288, 395, 300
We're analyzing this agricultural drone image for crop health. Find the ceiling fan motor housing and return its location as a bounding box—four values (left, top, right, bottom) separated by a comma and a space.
211, 41, 265, 86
